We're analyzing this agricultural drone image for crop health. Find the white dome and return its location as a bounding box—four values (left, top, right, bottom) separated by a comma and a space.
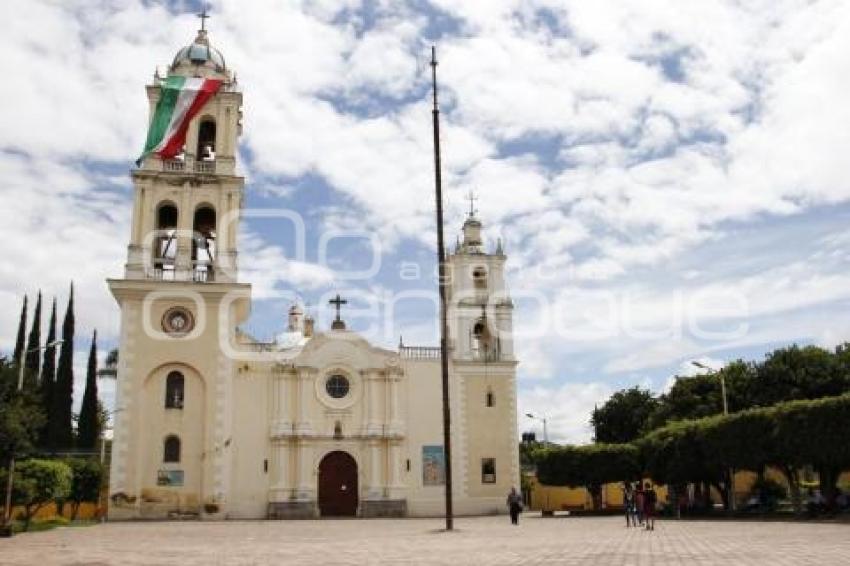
171, 30, 226, 73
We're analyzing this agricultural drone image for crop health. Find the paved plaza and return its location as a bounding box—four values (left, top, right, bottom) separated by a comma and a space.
1, 515, 848, 565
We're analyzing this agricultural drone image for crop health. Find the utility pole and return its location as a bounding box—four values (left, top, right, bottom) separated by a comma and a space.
430, 45, 454, 531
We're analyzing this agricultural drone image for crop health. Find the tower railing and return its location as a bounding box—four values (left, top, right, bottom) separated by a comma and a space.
159, 157, 217, 174
399, 346, 441, 359
194, 160, 215, 174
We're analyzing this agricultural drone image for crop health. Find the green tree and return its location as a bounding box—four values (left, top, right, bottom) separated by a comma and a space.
751, 345, 848, 407
66, 459, 103, 520
536, 443, 640, 510
77, 330, 100, 450
649, 360, 756, 429
0, 359, 45, 463
12, 295, 27, 368
39, 298, 58, 448
591, 386, 658, 443
0, 459, 72, 530
639, 418, 729, 509
771, 394, 850, 511
53, 284, 75, 450
23, 291, 42, 389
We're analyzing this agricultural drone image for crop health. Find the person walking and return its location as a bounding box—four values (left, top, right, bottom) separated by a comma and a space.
644, 482, 657, 531
507, 487, 523, 525
623, 482, 637, 527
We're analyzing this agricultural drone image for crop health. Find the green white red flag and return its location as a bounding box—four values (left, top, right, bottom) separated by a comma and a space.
137, 75, 222, 165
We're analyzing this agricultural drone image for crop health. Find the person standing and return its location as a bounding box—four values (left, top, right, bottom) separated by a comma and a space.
644, 482, 657, 531
622, 483, 637, 527
507, 487, 523, 525
635, 483, 646, 526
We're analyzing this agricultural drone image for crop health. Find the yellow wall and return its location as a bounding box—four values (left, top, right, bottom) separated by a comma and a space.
527, 475, 668, 511
9, 501, 100, 521
528, 467, 850, 512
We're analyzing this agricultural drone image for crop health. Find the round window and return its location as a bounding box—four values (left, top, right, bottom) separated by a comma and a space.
325, 375, 350, 399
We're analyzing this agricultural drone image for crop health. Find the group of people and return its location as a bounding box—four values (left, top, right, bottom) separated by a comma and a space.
622, 482, 658, 530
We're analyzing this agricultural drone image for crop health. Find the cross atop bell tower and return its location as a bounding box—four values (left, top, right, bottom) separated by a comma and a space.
197, 6, 210, 31
466, 189, 478, 218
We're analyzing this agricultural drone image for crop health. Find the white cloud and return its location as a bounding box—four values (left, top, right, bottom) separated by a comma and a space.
518, 381, 613, 444
2, 0, 850, 432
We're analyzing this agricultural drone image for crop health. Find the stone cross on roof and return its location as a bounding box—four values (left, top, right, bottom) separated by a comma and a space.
329, 294, 348, 330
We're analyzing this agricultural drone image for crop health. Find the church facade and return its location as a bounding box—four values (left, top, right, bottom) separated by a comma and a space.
107, 26, 519, 520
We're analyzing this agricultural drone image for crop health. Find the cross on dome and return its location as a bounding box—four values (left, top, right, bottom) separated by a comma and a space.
198, 6, 210, 31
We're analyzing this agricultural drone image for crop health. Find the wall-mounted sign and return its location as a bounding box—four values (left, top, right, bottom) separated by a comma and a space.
157, 469, 184, 486
422, 445, 445, 486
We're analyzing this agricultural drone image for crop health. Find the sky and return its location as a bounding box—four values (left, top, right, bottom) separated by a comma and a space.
1, 0, 849, 443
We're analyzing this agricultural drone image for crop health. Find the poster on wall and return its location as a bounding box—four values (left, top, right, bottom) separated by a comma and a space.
157, 470, 185, 486
422, 445, 445, 486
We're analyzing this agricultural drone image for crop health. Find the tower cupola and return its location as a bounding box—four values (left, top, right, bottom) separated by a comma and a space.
461, 215, 483, 252
169, 12, 229, 79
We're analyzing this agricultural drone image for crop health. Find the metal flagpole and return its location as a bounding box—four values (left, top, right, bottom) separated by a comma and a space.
430, 45, 454, 531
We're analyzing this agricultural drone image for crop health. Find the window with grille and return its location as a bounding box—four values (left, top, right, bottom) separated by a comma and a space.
163, 435, 181, 463
326, 374, 350, 399
481, 458, 496, 483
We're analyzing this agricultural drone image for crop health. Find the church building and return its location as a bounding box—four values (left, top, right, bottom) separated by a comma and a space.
107, 23, 519, 520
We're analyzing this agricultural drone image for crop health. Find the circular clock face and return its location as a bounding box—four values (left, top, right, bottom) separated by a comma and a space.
162, 307, 195, 335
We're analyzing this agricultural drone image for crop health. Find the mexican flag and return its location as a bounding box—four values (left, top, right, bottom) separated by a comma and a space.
137, 75, 222, 165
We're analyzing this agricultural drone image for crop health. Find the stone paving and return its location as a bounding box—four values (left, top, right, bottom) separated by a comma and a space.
1, 514, 848, 565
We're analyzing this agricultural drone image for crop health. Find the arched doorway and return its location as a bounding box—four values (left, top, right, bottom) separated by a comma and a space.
318, 451, 358, 517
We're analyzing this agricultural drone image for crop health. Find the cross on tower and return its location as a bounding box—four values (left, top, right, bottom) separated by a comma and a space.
197, 5, 210, 31
329, 294, 348, 323
466, 189, 478, 217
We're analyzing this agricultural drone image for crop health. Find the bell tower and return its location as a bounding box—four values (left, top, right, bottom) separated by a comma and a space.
447, 207, 514, 362
446, 201, 519, 508
107, 18, 251, 520
125, 22, 243, 283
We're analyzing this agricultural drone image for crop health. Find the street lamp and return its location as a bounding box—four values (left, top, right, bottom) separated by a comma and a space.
3, 340, 64, 533
691, 360, 735, 512
525, 413, 549, 445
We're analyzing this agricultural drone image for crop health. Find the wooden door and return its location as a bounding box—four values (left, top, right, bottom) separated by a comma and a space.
318, 451, 358, 517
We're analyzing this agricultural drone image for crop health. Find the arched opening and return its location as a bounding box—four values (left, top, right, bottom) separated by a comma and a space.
163, 435, 181, 463
192, 206, 216, 282
318, 451, 358, 517
472, 319, 497, 361
197, 119, 216, 161
154, 202, 178, 279
472, 266, 488, 290
165, 371, 185, 409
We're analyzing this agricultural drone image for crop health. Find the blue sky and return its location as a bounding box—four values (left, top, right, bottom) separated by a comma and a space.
1, 0, 850, 442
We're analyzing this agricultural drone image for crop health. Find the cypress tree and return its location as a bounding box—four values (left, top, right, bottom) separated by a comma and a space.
12, 295, 27, 367
39, 298, 58, 448
53, 283, 75, 450
23, 290, 42, 389
78, 330, 100, 450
